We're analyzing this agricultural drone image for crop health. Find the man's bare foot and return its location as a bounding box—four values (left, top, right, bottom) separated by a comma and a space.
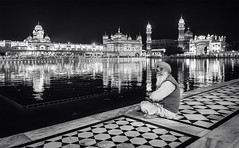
144, 114, 159, 119
134, 105, 141, 111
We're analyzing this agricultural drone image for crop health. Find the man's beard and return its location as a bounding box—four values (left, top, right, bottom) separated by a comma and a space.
156, 74, 168, 88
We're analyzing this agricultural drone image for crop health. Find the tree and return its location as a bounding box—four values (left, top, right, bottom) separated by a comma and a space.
0, 47, 6, 56
227, 41, 239, 51
164, 45, 184, 56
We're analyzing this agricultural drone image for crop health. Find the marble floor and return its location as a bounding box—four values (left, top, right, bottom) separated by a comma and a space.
16, 116, 198, 148
174, 82, 239, 129
1, 79, 239, 148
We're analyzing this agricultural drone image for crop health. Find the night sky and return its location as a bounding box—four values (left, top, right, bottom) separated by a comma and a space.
0, 0, 238, 44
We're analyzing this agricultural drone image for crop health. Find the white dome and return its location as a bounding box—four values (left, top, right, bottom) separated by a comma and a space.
147, 23, 151, 29
179, 17, 184, 24
35, 23, 43, 30
45, 35, 50, 39
185, 28, 193, 36
137, 35, 142, 40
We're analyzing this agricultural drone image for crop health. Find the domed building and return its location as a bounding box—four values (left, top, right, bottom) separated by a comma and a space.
183, 28, 194, 51
177, 15, 226, 55
102, 27, 143, 57
188, 35, 226, 55
25, 22, 51, 43
184, 28, 193, 41
177, 17, 226, 55
0, 22, 104, 58
22, 22, 54, 52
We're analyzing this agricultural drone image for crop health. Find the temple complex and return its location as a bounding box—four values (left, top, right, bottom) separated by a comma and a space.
0, 22, 103, 57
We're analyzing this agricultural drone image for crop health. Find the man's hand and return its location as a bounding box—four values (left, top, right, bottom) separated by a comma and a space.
146, 91, 151, 96
145, 96, 151, 101
145, 96, 154, 103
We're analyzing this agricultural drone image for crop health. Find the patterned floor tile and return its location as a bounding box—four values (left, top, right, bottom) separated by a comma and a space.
17, 116, 197, 148
175, 82, 239, 129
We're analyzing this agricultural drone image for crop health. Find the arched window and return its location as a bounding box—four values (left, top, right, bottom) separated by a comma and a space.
40, 45, 45, 50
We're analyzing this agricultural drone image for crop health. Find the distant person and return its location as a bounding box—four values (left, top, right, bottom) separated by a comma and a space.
140, 61, 180, 119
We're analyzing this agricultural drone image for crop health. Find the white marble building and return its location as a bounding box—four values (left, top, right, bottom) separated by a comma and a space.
102, 27, 143, 57
0, 22, 103, 57
188, 35, 226, 55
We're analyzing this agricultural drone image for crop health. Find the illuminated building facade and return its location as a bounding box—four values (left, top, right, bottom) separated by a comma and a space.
188, 35, 226, 55
102, 27, 143, 57
177, 15, 226, 55
0, 23, 103, 57
25, 22, 51, 43
183, 28, 193, 51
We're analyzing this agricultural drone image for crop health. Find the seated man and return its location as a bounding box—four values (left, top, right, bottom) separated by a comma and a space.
140, 61, 180, 119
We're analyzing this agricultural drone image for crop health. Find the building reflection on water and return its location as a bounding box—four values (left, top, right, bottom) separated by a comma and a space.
177, 58, 225, 92
102, 59, 144, 93
0, 58, 238, 104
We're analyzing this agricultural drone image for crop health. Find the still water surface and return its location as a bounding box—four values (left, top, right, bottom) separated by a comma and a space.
0, 57, 239, 137
1, 57, 239, 104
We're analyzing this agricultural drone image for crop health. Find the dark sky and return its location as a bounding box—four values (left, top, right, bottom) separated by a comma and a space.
0, 0, 238, 44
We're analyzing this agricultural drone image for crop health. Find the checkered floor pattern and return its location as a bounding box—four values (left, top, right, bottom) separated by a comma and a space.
18, 116, 196, 148
176, 82, 239, 129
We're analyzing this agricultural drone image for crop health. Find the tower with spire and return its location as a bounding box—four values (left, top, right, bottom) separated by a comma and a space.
146, 22, 152, 52
178, 15, 185, 49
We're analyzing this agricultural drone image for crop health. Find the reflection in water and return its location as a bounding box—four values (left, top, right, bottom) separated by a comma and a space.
146, 59, 152, 92
178, 59, 225, 92
102, 58, 144, 93
165, 58, 239, 93
0, 58, 146, 103
0, 58, 239, 104
32, 69, 44, 100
